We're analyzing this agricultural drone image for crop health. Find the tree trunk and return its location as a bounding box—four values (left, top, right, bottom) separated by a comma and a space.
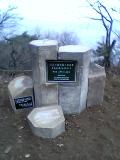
104, 55, 110, 68
104, 40, 116, 69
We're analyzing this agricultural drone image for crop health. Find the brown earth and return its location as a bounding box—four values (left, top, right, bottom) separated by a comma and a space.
0, 70, 120, 160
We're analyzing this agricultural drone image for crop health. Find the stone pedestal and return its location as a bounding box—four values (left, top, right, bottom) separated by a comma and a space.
29, 40, 58, 107
8, 76, 34, 113
27, 105, 65, 138
87, 63, 106, 107
58, 45, 91, 114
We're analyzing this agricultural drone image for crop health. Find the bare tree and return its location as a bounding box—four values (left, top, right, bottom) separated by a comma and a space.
58, 31, 79, 46
0, 5, 22, 71
0, 6, 22, 38
87, 0, 116, 68
34, 30, 79, 46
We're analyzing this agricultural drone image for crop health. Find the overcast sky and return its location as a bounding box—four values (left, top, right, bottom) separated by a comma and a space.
0, 0, 120, 47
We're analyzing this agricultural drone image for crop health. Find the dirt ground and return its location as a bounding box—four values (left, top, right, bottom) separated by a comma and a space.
0, 70, 120, 160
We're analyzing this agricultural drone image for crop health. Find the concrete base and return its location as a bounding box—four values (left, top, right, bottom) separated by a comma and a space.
27, 105, 65, 138
87, 63, 106, 107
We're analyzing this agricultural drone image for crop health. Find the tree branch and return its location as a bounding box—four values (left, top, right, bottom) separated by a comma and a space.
87, 0, 114, 68
86, 17, 102, 20
0, 6, 22, 30
98, 1, 113, 21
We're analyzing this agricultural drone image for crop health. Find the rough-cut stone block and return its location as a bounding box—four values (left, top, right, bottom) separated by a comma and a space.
87, 63, 106, 107
59, 85, 81, 114
27, 105, 65, 138
8, 76, 34, 113
58, 45, 91, 114
30, 40, 58, 85
34, 83, 58, 106
29, 40, 58, 107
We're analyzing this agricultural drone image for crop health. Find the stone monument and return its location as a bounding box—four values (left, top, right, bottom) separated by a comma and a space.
29, 41, 93, 114
29, 40, 65, 138
8, 39, 106, 139
8, 76, 34, 113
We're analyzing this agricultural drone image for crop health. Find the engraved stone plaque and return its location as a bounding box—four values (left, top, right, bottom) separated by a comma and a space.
46, 60, 77, 82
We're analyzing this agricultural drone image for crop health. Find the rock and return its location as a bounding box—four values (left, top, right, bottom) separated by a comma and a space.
25, 154, 31, 158
87, 63, 106, 107
8, 76, 34, 113
4, 145, 12, 154
27, 105, 65, 138
57, 143, 64, 147
18, 126, 24, 130
58, 45, 91, 114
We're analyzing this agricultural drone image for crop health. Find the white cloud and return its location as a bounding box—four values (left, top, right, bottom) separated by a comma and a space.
1, 0, 120, 47
0, 0, 88, 23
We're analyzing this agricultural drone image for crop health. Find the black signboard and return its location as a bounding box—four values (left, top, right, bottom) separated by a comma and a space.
46, 60, 77, 82
14, 96, 33, 109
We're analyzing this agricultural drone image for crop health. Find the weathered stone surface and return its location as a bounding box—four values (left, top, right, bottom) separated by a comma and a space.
58, 85, 81, 114
27, 105, 65, 138
34, 83, 58, 106
87, 63, 106, 107
8, 76, 34, 113
58, 45, 91, 114
29, 40, 58, 107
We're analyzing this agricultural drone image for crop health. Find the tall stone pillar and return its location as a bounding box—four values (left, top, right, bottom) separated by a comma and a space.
29, 40, 58, 107
58, 45, 91, 114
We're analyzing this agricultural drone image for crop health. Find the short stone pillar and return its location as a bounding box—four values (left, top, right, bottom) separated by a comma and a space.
29, 40, 58, 107
58, 45, 91, 114
27, 105, 65, 138
8, 76, 34, 113
87, 63, 106, 107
